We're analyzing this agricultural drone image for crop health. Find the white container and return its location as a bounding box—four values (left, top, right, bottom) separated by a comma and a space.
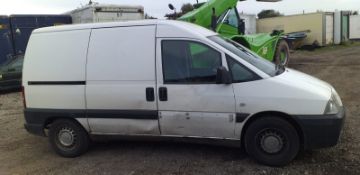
67, 4, 144, 24
334, 10, 341, 44
239, 13, 257, 34
325, 13, 334, 44
257, 12, 337, 46
350, 15, 360, 39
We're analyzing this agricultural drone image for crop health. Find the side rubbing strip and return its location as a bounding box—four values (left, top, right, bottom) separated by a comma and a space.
87, 110, 159, 120
28, 81, 86, 85
236, 113, 250, 123
24, 108, 158, 121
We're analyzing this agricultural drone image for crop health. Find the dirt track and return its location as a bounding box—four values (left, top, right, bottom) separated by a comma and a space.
1, 44, 360, 175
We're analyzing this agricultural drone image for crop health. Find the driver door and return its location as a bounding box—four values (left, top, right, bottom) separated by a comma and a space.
156, 39, 237, 139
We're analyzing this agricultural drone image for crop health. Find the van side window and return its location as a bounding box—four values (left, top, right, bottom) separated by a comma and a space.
226, 55, 261, 83
161, 40, 221, 84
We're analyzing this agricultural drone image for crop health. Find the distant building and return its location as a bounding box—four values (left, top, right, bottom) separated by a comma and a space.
67, 4, 145, 24
257, 11, 351, 46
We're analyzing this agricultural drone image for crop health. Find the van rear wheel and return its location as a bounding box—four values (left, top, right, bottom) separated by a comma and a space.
244, 116, 299, 166
48, 119, 89, 157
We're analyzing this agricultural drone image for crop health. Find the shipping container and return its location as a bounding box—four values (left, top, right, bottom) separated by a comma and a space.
341, 11, 350, 42
350, 15, 360, 39
325, 14, 334, 44
334, 10, 341, 44
257, 12, 335, 46
67, 4, 145, 24
333, 10, 352, 44
0, 16, 14, 65
9, 15, 72, 55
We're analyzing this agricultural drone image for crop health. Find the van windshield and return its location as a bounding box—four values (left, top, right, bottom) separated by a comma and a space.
208, 36, 283, 77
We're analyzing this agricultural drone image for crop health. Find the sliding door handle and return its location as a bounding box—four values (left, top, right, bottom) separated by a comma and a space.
159, 87, 168, 101
146, 87, 155, 102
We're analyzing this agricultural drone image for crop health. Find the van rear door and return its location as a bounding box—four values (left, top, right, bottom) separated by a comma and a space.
85, 25, 159, 135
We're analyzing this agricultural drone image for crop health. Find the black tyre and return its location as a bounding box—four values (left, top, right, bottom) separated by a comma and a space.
244, 116, 299, 166
274, 40, 290, 66
48, 119, 89, 157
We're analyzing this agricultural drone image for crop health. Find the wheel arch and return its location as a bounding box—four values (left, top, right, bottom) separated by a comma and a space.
241, 111, 305, 150
44, 117, 89, 133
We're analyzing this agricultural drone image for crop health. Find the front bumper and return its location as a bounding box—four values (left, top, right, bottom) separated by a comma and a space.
294, 107, 346, 150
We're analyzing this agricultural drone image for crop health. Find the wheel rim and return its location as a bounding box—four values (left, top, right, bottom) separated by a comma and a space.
259, 129, 285, 154
58, 127, 76, 147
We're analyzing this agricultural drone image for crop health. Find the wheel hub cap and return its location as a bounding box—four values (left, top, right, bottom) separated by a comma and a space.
58, 128, 75, 147
260, 131, 284, 154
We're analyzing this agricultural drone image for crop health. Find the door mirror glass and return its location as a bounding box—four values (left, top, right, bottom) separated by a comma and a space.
216, 66, 232, 84
168, 4, 175, 10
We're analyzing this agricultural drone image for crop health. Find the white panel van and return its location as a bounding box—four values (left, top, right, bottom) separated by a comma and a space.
22, 20, 345, 166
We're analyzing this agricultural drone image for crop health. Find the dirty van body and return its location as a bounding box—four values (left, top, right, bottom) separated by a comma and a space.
22, 20, 345, 166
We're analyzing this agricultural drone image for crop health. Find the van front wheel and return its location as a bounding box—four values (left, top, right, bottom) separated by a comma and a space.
48, 119, 89, 157
244, 116, 299, 166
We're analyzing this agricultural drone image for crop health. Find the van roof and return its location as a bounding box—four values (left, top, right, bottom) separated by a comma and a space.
33, 20, 217, 37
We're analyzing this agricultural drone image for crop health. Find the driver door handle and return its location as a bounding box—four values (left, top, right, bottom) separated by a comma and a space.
159, 87, 168, 101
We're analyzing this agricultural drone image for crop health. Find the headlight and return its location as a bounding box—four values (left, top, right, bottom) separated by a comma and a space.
324, 98, 339, 114
324, 89, 342, 115
332, 89, 343, 107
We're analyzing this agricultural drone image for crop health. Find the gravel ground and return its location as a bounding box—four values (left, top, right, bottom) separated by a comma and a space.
1, 44, 360, 175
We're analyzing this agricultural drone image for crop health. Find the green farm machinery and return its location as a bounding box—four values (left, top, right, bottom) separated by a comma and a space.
172, 0, 290, 66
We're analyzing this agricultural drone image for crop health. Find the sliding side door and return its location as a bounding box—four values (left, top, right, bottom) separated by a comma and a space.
86, 25, 159, 135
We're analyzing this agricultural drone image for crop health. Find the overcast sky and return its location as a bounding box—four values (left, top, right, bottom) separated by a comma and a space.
0, 0, 359, 18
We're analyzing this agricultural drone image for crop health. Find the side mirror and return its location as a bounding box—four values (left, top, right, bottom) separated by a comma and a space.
168, 4, 175, 10
216, 66, 232, 84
